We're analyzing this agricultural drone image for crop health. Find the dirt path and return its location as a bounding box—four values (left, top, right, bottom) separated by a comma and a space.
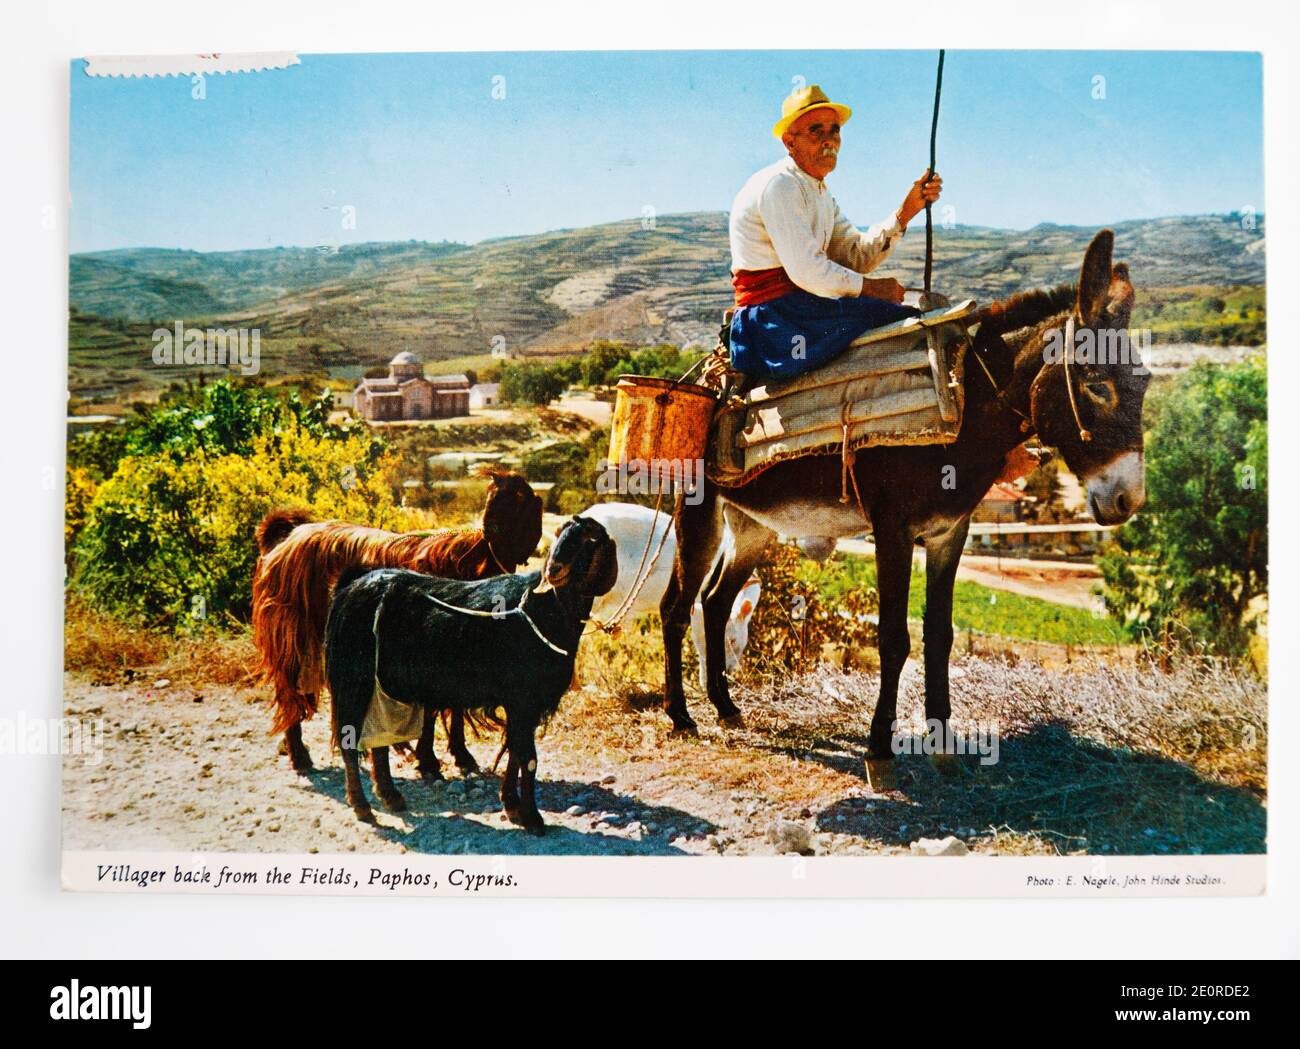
61, 652, 1265, 858
836, 538, 1102, 609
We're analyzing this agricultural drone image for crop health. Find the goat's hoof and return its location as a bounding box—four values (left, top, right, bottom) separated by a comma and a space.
931, 753, 968, 779
420, 769, 444, 784
380, 791, 407, 813
353, 806, 378, 825
502, 804, 523, 826
526, 822, 547, 838
718, 712, 746, 730
865, 758, 900, 793
668, 722, 699, 738
288, 752, 314, 775
455, 755, 481, 775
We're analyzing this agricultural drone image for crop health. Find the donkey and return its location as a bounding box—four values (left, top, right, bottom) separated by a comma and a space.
661, 230, 1149, 780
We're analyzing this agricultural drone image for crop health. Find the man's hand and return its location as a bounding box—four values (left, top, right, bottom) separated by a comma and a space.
861, 277, 905, 303
996, 443, 1045, 484
896, 169, 943, 229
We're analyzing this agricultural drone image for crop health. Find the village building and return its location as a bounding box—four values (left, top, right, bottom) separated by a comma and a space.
469, 382, 500, 410
972, 482, 1034, 524
353, 352, 470, 421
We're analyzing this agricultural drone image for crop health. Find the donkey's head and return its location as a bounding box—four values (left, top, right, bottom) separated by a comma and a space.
1029, 229, 1150, 524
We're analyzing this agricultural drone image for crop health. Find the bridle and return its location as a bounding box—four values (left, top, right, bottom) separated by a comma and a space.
1061, 315, 1094, 443
970, 312, 1094, 444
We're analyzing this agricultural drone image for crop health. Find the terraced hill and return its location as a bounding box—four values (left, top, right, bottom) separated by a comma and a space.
69, 211, 1265, 407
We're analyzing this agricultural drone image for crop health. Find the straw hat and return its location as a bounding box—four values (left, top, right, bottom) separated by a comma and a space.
772, 84, 853, 140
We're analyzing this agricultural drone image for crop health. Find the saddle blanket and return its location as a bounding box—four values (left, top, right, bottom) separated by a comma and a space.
707, 300, 977, 487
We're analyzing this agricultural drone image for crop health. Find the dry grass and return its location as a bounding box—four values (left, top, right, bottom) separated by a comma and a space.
568, 620, 1266, 856
65, 597, 257, 690
732, 654, 1266, 855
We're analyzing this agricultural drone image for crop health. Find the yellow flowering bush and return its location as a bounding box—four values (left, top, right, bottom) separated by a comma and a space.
73, 415, 417, 630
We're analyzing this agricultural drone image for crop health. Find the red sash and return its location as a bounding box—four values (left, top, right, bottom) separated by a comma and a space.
732, 266, 799, 307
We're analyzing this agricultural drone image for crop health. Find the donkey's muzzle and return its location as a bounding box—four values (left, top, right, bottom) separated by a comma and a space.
1085, 450, 1146, 525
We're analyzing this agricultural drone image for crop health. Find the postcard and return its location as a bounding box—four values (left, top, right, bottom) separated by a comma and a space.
61, 48, 1266, 897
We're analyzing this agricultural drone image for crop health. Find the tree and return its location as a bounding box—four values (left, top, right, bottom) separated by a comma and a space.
500, 363, 569, 406
1022, 457, 1063, 520
1099, 359, 1267, 656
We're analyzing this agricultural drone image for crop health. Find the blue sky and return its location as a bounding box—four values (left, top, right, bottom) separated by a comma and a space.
70, 50, 1263, 253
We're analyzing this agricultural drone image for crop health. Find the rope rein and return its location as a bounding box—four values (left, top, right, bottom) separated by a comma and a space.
581, 488, 676, 637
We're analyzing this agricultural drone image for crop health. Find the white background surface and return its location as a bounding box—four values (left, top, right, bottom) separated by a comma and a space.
1, 0, 1294, 959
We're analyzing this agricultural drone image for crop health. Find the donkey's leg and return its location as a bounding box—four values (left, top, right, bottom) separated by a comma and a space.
866, 522, 915, 787
923, 516, 972, 777
413, 710, 443, 783
700, 506, 774, 726
369, 746, 407, 812
447, 710, 479, 773
284, 713, 313, 774
660, 487, 725, 734
504, 712, 544, 835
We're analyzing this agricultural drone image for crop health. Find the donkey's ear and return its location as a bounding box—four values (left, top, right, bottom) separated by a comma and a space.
1077, 229, 1115, 325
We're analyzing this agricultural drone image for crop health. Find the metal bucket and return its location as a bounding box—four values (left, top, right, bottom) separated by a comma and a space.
607, 375, 717, 465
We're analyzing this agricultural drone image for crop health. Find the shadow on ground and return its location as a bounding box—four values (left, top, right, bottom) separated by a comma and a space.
762, 719, 1265, 855
305, 766, 714, 856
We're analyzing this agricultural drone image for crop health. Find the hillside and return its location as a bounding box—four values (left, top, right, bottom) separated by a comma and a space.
69, 241, 470, 321
69, 212, 1265, 408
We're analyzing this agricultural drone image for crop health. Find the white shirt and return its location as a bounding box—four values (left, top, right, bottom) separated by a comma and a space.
729, 154, 906, 299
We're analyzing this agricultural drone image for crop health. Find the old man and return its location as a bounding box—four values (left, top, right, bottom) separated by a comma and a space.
729, 84, 943, 381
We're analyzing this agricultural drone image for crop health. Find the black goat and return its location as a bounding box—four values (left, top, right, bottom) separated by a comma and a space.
325, 515, 617, 833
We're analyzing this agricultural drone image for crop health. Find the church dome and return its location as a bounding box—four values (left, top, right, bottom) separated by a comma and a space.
389, 350, 423, 381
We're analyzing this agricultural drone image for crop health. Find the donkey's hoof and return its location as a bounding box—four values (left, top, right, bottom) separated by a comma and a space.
718, 713, 746, 730
380, 791, 407, 813
288, 750, 314, 774
454, 754, 481, 775
353, 806, 378, 825
865, 758, 901, 793
668, 721, 699, 738
931, 753, 968, 779
420, 769, 445, 784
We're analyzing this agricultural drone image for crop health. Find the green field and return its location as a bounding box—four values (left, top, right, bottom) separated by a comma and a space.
1133, 284, 1265, 346
804, 553, 1124, 646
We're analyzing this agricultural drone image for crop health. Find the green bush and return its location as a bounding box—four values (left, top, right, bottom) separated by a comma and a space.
70, 380, 410, 631
1100, 359, 1267, 656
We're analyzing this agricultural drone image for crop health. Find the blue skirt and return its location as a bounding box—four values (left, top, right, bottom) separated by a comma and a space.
730, 289, 920, 382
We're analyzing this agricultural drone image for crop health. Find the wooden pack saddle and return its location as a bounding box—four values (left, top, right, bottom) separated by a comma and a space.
706, 299, 977, 488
